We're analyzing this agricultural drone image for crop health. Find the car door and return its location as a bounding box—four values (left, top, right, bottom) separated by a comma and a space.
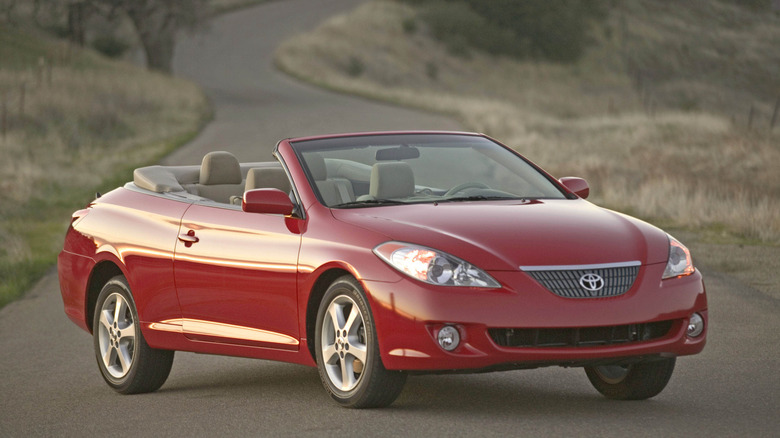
173, 203, 303, 350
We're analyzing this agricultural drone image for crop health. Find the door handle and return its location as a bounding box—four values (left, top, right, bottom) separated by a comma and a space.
178, 230, 199, 246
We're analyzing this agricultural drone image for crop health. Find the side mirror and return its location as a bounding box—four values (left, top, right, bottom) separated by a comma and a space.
242, 189, 294, 215
559, 177, 590, 199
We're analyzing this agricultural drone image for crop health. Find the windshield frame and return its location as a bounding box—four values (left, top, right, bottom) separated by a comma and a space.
289, 132, 573, 208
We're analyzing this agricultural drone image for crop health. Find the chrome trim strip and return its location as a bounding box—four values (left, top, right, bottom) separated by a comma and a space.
388, 348, 431, 358
520, 260, 642, 272
149, 318, 299, 346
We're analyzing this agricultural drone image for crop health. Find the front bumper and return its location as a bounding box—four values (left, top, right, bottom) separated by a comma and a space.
365, 263, 707, 371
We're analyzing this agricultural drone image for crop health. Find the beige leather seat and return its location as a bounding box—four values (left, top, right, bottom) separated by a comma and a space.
247, 167, 290, 192
368, 162, 415, 199
195, 151, 244, 203
231, 167, 292, 205
308, 153, 354, 206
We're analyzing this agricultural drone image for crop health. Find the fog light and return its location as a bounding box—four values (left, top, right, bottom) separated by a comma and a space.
687, 313, 704, 337
437, 325, 460, 351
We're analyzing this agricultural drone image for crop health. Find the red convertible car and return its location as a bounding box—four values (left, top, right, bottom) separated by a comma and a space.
58, 131, 707, 408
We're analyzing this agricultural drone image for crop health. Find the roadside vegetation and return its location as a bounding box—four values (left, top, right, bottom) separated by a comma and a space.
0, 25, 209, 307
276, 0, 780, 293
0, 0, 275, 307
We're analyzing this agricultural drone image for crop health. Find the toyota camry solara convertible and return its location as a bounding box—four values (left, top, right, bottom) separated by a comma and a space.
58, 131, 707, 408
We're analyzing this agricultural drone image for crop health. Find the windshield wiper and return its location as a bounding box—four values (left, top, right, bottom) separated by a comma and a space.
333, 199, 407, 208
441, 195, 522, 203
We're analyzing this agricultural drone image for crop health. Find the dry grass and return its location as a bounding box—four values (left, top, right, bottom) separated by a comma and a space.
616, 0, 780, 121
0, 26, 209, 307
275, 0, 780, 295
276, 0, 780, 245
0, 67, 204, 202
0, 0, 268, 307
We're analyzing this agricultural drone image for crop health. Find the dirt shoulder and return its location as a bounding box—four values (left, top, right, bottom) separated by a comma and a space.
676, 231, 780, 301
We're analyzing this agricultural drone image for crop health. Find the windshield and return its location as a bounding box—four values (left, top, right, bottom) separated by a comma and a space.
291, 133, 568, 208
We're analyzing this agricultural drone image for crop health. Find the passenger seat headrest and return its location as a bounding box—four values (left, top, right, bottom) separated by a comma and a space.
370, 162, 415, 199
200, 151, 242, 185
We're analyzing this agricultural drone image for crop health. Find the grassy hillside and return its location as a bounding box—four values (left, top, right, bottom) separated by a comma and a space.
0, 25, 210, 307
275, 0, 780, 293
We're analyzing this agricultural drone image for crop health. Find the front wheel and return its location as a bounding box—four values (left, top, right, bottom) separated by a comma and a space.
93, 275, 174, 394
315, 276, 406, 408
584, 357, 676, 400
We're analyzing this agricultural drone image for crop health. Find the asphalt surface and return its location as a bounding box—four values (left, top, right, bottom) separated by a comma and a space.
162, 0, 459, 165
1, 1, 778, 436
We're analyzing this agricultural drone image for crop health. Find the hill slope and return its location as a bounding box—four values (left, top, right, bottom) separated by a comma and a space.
0, 25, 209, 307
276, 0, 779, 243
275, 0, 780, 294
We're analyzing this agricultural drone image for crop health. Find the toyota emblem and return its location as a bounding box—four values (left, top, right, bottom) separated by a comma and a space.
579, 273, 605, 293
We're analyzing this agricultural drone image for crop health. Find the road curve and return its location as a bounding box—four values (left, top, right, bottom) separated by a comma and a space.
1, 1, 778, 437
163, 0, 458, 165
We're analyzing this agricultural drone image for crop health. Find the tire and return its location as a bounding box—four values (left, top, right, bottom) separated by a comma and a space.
584, 357, 676, 400
93, 275, 174, 394
315, 276, 406, 408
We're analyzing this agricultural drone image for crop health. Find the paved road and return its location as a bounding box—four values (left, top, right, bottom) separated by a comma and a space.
1, 0, 778, 436
163, 0, 458, 165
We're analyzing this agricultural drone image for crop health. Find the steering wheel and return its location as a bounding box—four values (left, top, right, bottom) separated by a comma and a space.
444, 182, 490, 197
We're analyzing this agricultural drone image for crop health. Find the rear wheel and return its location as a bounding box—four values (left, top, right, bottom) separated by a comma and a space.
584, 357, 676, 400
93, 276, 174, 394
315, 276, 406, 408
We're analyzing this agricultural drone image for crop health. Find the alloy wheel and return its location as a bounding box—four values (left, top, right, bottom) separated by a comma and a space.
320, 294, 368, 392
96, 292, 136, 379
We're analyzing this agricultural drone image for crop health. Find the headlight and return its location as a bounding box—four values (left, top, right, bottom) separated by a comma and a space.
373, 242, 500, 288
663, 234, 695, 279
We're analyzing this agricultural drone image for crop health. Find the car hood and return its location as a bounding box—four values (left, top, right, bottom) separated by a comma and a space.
330, 199, 670, 271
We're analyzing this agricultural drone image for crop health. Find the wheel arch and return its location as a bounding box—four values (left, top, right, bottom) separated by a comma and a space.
85, 261, 125, 333
305, 268, 352, 363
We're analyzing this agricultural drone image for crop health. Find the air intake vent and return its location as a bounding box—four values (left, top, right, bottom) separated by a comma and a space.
489, 320, 675, 348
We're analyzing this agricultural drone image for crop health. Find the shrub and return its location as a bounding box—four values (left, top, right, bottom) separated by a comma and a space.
425, 61, 438, 80
420, 1, 523, 58
92, 35, 130, 59
409, 0, 610, 63
346, 55, 365, 77
402, 17, 417, 34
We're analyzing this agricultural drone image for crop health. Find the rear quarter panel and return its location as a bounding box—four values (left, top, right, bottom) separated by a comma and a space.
59, 187, 190, 337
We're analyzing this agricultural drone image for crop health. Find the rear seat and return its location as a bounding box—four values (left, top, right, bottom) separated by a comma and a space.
185, 151, 244, 204
133, 152, 291, 205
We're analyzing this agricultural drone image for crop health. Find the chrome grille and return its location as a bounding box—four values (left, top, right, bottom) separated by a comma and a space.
521, 261, 640, 298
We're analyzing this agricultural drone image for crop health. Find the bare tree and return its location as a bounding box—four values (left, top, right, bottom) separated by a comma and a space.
22, 0, 95, 46
3, 0, 208, 73
0, 0, 20, 23
66, 1, 91, 46
98, 0, 208, 73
